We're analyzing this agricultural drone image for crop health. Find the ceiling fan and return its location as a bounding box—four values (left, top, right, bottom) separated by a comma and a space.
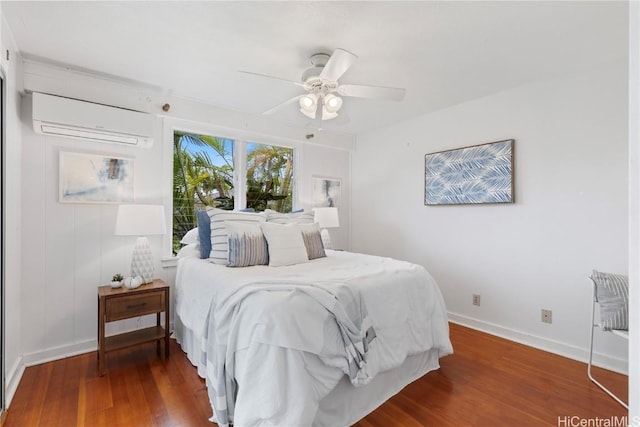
240, 48, 406, 121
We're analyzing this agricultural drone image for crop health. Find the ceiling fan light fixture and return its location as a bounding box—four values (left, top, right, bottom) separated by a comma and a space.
299, 93, 319, 118
323, 94, 343, 113
245, 48, 406, 125
321, 108, 339, 120
299, 93, 317, 109
301, 108, 317, 119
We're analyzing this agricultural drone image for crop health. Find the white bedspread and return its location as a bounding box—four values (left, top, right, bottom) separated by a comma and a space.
175, 250, 453, 426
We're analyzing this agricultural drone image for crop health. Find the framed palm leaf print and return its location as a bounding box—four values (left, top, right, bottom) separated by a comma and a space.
424, 139, 514, 205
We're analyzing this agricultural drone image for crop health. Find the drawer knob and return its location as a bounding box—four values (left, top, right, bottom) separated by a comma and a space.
127, 302, 147, 310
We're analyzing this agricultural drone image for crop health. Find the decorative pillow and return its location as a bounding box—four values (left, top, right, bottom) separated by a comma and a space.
206, 207, 267, 265
591, 270, 629, 331
263, 209, 315, 224
260, 222, 309, 267
180, 227, 200, 245
177, 243, 201, 259
300, 223, 326, 260
226, 221, 269, 267
196, 210, 212, 259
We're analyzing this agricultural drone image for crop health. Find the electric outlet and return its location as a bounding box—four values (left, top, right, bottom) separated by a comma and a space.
472, 294, 481, 306
541, 309, 552, 324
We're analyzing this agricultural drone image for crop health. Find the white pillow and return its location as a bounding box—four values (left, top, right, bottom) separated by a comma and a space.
176, 243, 200, 258
260, 222, 309, 267
180, 227, 200, 245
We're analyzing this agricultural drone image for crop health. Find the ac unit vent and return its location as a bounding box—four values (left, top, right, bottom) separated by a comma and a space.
32, 92, 154, 148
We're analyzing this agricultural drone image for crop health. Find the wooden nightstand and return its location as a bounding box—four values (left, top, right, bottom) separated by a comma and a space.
97, 279, 170, 375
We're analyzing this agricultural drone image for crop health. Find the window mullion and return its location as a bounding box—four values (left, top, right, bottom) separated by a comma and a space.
234, 140, 247, 210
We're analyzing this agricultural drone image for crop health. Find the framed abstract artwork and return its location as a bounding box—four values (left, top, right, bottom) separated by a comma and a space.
424, 139, 514, 205
59, 151, 134, 203
312, 176, 341, 208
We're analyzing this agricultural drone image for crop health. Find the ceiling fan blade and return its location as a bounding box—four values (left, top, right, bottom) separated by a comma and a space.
337, 84, 406, 101
238, 70, 305, 88
263, 95, 302, 115
319, 48, 358, 82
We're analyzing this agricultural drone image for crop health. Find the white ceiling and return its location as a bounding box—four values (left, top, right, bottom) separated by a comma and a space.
1, 1, 629, 136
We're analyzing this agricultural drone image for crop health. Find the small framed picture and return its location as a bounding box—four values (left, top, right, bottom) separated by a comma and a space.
59, 151, 134, 203
312, 176, 341, 208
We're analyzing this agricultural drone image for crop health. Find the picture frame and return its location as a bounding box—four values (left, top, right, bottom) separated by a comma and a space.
312, 176, 341, 208
59, 151, 134, 203
424, 139, 514, 205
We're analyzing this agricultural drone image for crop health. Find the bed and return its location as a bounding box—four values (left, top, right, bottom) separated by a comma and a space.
174, 244, 453, 426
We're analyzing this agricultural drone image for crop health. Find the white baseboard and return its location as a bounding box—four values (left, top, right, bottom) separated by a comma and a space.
4, 341, 96, 411
14, 320, 175, 372
6, 356, 25, 407
21, 339, 96, 368
4, 322, 178, 412
448, 312, 628, 375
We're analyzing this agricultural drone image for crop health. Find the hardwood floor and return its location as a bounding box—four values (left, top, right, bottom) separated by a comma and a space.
4, 323, 628, 426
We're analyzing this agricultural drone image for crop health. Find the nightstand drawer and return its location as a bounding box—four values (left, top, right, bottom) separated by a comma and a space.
106, 291, 165, 321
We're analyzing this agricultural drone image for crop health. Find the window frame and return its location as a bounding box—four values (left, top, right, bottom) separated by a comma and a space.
163, 118, 299, 258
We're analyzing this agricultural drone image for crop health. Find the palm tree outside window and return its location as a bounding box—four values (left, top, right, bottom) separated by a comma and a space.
172, 131, 294, 253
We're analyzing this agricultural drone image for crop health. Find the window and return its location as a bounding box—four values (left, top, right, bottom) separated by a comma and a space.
173, 131, 234, 252
246, 142, 294, 213
172, 131, 294, 253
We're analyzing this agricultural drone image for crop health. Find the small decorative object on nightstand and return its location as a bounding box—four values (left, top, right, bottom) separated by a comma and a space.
97, 279, 170, 375
122, 275, 143, 290
110, 273, 124, 288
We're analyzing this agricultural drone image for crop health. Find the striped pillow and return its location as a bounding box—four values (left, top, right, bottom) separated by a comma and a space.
300, 223, 326, 260
226, 222, 268, 267
591, 270, 629, 331
263, 209, 315, 224
206, 207, 267, 265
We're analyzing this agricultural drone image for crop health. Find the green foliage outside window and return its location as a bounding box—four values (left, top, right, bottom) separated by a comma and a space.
246, 142, 293, 213
172, 131, 293, 253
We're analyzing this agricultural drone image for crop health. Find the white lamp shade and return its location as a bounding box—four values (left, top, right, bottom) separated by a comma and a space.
314, 207, 340, 228
115, 204, 166, 284
115, 204, 166, 236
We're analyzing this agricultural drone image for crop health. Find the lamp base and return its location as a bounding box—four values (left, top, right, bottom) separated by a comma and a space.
131, 236, 155, 284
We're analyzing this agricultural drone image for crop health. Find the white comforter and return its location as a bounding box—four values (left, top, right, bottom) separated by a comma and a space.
175, 250, 453, 426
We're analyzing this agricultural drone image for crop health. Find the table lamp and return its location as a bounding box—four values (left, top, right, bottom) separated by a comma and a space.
115, 204, 166, 284
313, 207, 339, 250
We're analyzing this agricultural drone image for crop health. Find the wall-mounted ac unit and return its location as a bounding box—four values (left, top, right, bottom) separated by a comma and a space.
32, 92, 154, 148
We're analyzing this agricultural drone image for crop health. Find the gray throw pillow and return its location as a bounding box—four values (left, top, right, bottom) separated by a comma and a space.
590, 270, 629, 331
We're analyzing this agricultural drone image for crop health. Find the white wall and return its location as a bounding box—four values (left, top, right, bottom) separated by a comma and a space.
1, 11, 24, 405
352, 61, 629, 372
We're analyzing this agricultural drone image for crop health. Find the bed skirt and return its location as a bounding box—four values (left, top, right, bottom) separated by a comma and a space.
173, 312, 442, 426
